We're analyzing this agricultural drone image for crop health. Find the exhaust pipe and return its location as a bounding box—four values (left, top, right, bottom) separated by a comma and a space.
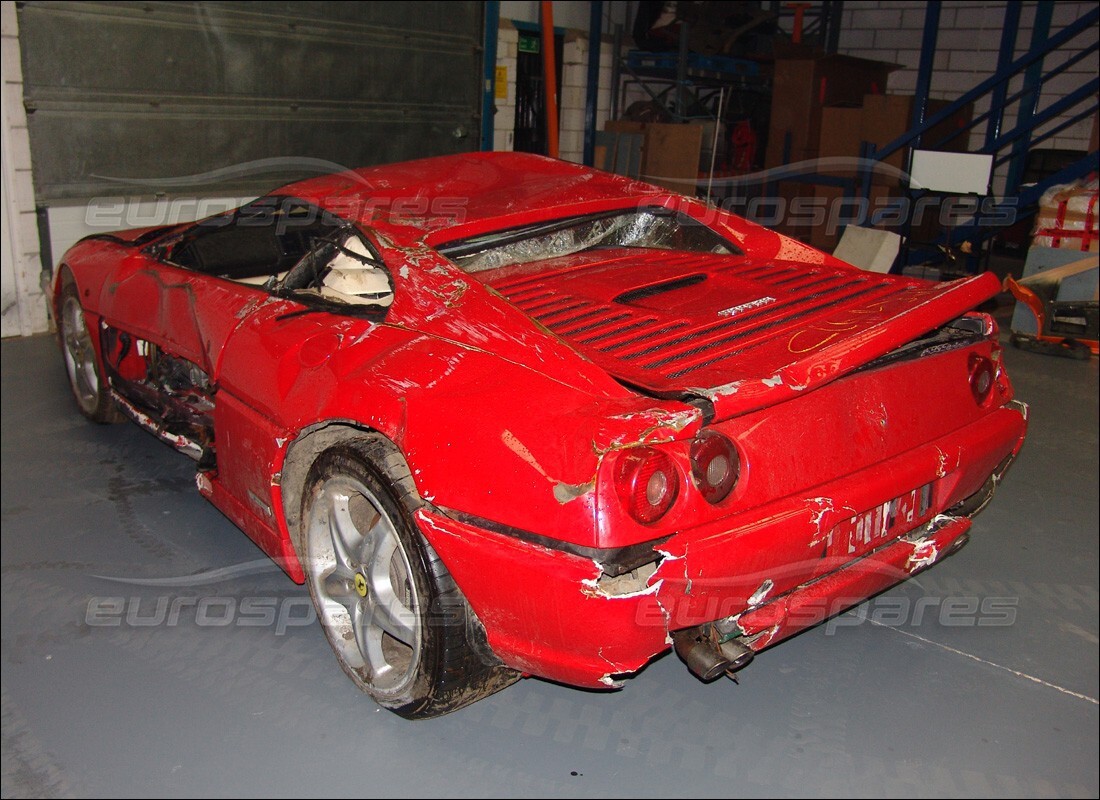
717, 638, 755, 671
673, 629, 755, 681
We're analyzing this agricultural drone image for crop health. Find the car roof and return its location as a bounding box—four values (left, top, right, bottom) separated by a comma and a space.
277, 152, 667, 248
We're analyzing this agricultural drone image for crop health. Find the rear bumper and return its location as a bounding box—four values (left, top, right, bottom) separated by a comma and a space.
415, 402, 1027, 689
733, 415, 1024, 650
733, 513, 973, 649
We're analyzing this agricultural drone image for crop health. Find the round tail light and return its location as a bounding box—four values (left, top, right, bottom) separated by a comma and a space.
690, 431, 740, 504
968, 353, 995, 405
614, 447, 679, 524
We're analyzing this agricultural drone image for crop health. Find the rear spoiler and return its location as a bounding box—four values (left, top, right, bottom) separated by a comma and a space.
694, 272, 1002, 421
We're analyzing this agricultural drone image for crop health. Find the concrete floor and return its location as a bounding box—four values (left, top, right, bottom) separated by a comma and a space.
2, 331, 1097, 798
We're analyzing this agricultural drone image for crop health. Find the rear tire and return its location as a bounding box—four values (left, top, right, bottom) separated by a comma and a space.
57, 280, 123, 423
298, 437, 517, 718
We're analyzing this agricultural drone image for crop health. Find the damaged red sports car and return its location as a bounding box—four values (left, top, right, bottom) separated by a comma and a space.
54, 152, 1027, 718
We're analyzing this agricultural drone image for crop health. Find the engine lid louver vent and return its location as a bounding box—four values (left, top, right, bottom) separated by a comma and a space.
483, 250, 1001, 421
492, 254, 905, 381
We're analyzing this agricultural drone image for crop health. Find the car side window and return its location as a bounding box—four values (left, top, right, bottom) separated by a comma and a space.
164, 198, 349, 285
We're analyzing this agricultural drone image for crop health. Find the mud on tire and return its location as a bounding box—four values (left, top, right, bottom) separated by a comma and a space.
298, 436, 517, 719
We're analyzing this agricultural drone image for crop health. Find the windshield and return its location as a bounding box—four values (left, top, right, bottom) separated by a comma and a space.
437, 207, 740, 273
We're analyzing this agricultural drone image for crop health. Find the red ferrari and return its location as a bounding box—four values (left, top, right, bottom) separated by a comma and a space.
54, 152, 1027, 718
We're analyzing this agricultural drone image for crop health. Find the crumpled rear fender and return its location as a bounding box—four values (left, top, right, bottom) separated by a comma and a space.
220, 303, 702, 581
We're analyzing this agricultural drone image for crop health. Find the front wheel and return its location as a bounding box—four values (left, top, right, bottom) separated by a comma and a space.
299, 438, 516, 718
57, 281, 123, 423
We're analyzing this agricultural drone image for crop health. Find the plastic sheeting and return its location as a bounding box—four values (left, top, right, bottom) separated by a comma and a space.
445, 210, 735, 273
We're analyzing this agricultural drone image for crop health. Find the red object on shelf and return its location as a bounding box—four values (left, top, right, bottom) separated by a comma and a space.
730, 119, 758, 171
786, 2, 813, 45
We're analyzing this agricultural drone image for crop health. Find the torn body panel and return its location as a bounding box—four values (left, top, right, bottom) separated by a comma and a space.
414, 507, 670, 687
407, 394, 1024, 689
219, 303, 698, 555
647, 402, 1026, 632
733, 515, 973, 650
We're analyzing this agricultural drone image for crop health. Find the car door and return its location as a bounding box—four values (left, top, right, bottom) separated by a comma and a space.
99, 211, 285, 377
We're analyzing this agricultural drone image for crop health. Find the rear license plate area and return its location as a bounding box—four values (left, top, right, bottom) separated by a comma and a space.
828, 483, 934, 559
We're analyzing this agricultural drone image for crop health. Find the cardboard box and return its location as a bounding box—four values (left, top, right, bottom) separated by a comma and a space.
808, 185, 900, 252
767, 59, 818, 168
644, 123, 704, 193
817, 106, 865, 176
605, 120, 704, 193
786, 183, 820, 243
861, 95, 974, 184
766, 54, 900, 169
808, 185, 842, 250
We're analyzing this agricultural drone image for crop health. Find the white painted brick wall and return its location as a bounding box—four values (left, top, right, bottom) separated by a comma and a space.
836, 1, 1098, 197
493, 24, 615, 165
1, 1, 49, 337
855, 7, 905, 30
491, 26, 519, 152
